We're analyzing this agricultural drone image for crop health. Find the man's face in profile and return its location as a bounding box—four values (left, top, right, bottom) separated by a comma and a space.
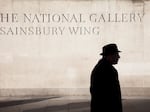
109, 52, 120, 65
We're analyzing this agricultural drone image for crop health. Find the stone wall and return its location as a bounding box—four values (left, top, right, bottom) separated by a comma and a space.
0, 0, 150, 97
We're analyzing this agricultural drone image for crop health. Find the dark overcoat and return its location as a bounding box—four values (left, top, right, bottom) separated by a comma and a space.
90, 58, 123, 112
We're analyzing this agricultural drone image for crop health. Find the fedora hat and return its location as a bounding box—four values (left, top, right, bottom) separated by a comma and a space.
100, 43, 121, 56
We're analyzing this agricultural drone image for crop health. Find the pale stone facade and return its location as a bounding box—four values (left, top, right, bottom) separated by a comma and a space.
0, 0, 150, 97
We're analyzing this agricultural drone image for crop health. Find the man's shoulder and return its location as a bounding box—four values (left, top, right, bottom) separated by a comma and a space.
97, 58, 110, 67
92, 59, 109, 72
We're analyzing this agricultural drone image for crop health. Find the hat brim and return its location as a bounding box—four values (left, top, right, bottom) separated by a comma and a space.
100, 50, 121, 55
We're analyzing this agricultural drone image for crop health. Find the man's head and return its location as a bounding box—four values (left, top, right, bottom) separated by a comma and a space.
100, 43, 121, 65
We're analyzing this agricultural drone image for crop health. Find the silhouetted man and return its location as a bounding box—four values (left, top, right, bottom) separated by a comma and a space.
90, 43, 123, 112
